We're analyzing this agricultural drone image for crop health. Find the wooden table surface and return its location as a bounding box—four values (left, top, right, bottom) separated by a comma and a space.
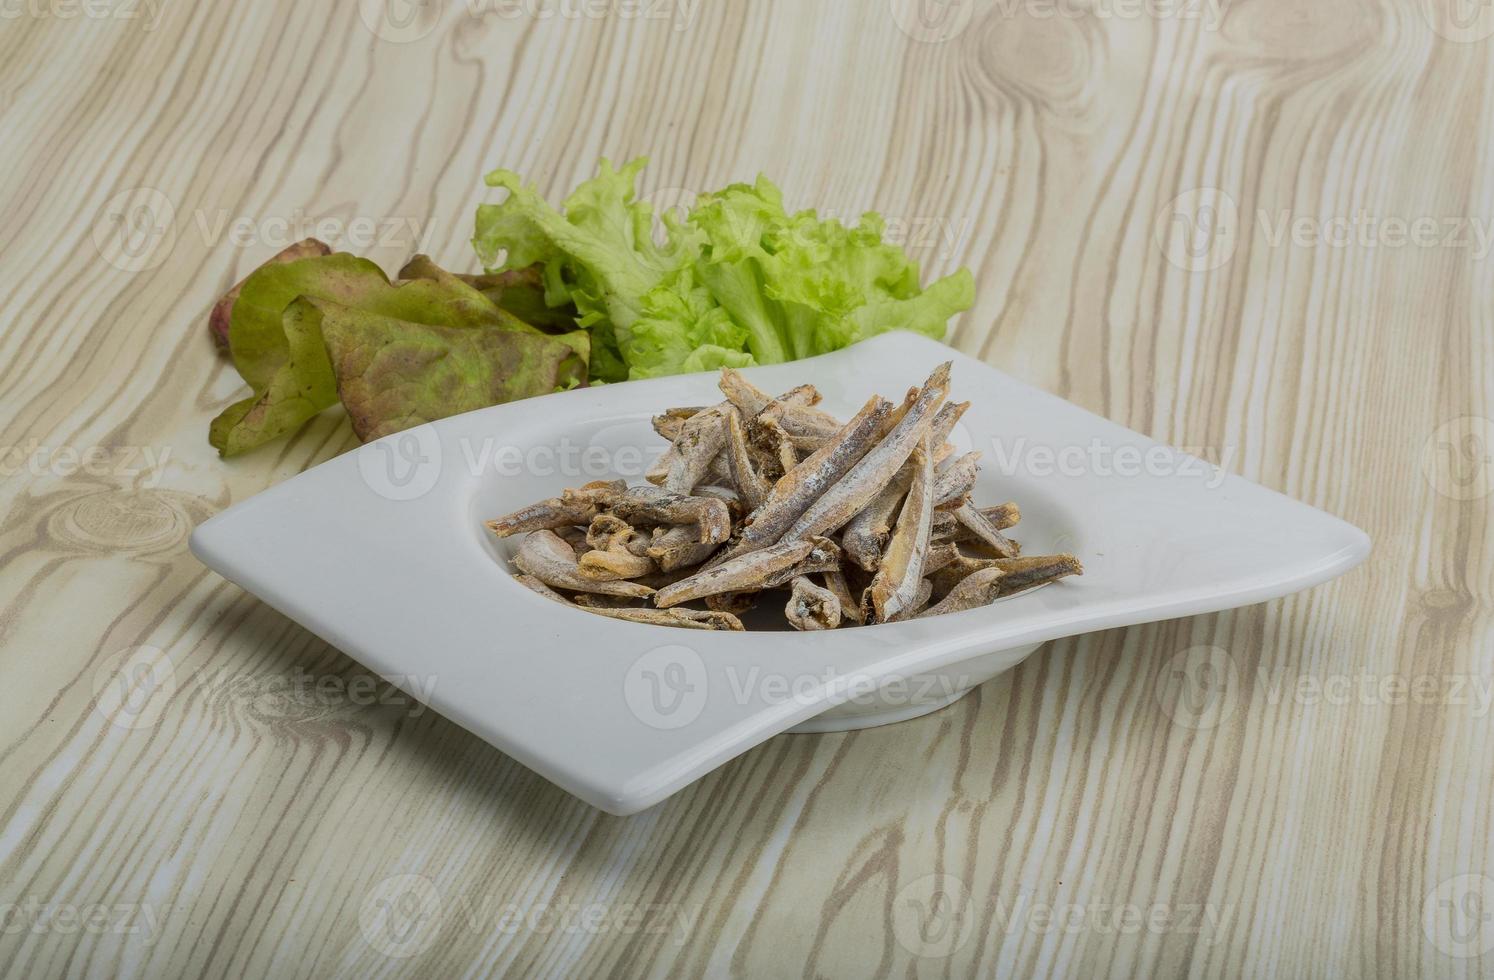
3, 1, 1492, 976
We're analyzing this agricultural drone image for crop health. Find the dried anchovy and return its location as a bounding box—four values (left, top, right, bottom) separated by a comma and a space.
761, 536, 844, 588
952, 502, 1021, 558
694, 483, 745, 518
705, 591, 757, 615
646, 524, 720, 572
922, 541, 961, 575
556, 524, 591, 558
490, 365, 1081, 630
754, 400, 842, 449
652, 414, 686, 442
485, 479, 626, 537
654, 537, 819, 607
735, 395, 891, 554
990, 553, 1083, 593
933, 452, 980, 510
919, 567, 1007, 618
929, 553, 1082, 597
588, 605, 745, 630
519, 576, 743, 630
663, 402, 731, 493
513, 531, 655, 597
725, 407, 771, 510
749, 414, 801, 474
844, 398, 972, 570
822, 567, 865, 625
840, 467, 914, 572
781, 362, 951, 542
869, 437, 935, 623
585, 513, 649, 557
577, 548, 656, 581
786, 576, 841, 630
611, 485, 733, 544
717, 368, 778, 418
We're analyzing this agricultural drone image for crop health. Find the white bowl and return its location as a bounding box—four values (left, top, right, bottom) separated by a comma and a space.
191, 332, 1370, 814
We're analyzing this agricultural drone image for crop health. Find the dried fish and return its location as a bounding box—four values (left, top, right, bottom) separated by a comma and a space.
513, 573, 569, 603
611, 486, 733, 544
485, 479, 625, 537
717, 368, 776, 418
735, 395, 891, 554
664, 402, 731, 493
922, 541, 961, 575
705, 591, 757, 615
933, 452, 980, 510
725, 407, 771, 510
919, 567, 1007, 618
755, 399, 842, 449
652, 414, 686, 442
845, 399, 972, 569
577, 548, 656, 581
646, 524, 720, 572
588, 605, 745, 630
927, 400, 969, 462
748, 413, 801, 474
869, 437, 935, 623
694, 483, 745, 517
537, 579, 741, 630
513, 531, 655, 597
982, 502, 1020, 530
990, 553, 1083, 593
786, 576, 841, 630
585, 513, 648, 556
929, 552, 1082, 597
782, 362, 951, 542
761, 536, 844, 588
822, 567, 865, 625
840, 467, 913, 572
489, 364, 1081, 630
654, 537, 819, 607
953, 502, 1021, 558
556, 524, 591, 558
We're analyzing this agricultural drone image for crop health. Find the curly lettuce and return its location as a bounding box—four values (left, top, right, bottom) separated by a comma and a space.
472, 158, 972, 382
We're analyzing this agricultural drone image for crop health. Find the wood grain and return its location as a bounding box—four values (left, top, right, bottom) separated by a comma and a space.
2, 0, 1491, 976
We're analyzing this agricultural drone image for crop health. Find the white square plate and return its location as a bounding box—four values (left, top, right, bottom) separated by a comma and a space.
191, 332, 1370, 814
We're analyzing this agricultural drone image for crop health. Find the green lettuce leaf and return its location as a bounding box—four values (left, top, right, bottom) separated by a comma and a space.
473, 158, 701, 381
471, 158, 972, 382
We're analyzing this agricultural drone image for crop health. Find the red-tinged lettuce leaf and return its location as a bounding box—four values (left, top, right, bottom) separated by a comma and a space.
226, 252, 391, 390
208, 238, 331, 351
398, 255, 578, 331
209, 297, 340, 456
210, 252, 586, 456
314, 297, 587, 441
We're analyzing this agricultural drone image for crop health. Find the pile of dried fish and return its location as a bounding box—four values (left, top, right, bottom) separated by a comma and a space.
486, 364, 1082, 631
